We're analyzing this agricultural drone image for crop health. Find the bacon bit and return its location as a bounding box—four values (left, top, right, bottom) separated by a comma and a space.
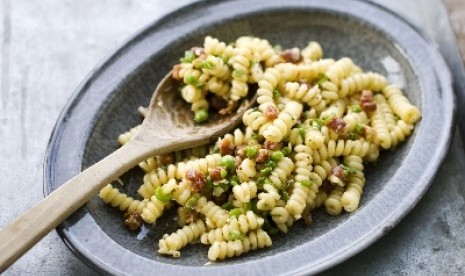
327, 118, 346, 134
191, 46, 205, 56
330, 165, 345, 180
256, 149, 270, 163
320, 181, 335, 193
280, 48, 301, 63
265, 106, 279, 120
123, 212, 143, 231
157, 153, 173, 165
172, 64, 182, 81
218, 137, 235, 155
360, 90, 377, 112
186, 169, 206, 192
263, 141, 283, 150
302, 209, 313, 226
209, 167, 223, 181
219, 100, 238, 115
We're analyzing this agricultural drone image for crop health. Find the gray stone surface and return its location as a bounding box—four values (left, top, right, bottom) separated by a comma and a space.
0, 0, 464, 275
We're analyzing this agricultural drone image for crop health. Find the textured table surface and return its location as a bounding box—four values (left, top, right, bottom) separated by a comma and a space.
1, 0, 464, 275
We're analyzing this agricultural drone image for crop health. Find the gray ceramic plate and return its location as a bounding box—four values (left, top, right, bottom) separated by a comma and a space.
44, 0, 454, 275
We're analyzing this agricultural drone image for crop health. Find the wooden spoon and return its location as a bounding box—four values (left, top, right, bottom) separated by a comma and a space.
0, 71, 256, 271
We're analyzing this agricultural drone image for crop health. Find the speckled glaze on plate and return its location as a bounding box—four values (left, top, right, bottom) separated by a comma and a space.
44, 0, 454, 275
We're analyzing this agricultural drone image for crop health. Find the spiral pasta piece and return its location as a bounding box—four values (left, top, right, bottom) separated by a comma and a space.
257, 184, 281, 211
382, 84, 421, 124
370, 94, 392, 149
207, 229, 272, 261
340, 155, 366, 212
158, 219, 207, 257
339, 72, 388, 97
195, 196, 229, 228
99, 184, 147, 214
301, 41, 323, 62
233, 181, 257, 203
267, 157, 294, 189
118, 125, 141, 145
325, 185, 344, 216
204, 36, 234, 58
237, 158, 257, 182
262, 101, 303, 142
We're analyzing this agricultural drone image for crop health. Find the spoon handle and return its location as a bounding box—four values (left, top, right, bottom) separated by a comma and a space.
0, 140, 155, 272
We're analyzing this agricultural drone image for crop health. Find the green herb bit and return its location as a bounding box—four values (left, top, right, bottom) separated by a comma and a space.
282, 144, 292, 156
273, 89, 281, 100
222, 201, 234, 211
245, 146, 258, 159
180, 50, 195, 63
260, 167, 273, 176
281, 190, 290, 201
221, 155, 236, 171
220, 54, 229, 64
195, 82, 205, 90
271, 150, 284, 162
298, 127, 306, 139
229, 208, 243, 218
265, 160, 276, 168
185, 193, 201, 208
342, 164, 358, 177
232, 70, 244, 78
229, 230, 245, 241
194, 109, 209, 123
311, 119, 324, 130
220, 168, 228, 179
300, 178, 315, 188
185, 74, 197, 85
155, 187, 172, 202
200, 60, 216, 70
349, 105, 362, 113
243, 202, 252, 211
317, 74, 329, 85
321, 112, 336, 124
347, 132, 356, 141
257, 176, 267, 186
229, 174, 240, 186
354, 123, 363, 134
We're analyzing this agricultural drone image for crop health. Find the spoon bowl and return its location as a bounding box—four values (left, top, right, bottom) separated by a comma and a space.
0, 69, 256, 272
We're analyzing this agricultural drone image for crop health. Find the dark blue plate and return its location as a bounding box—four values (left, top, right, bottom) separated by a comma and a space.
44, 0, 454, 275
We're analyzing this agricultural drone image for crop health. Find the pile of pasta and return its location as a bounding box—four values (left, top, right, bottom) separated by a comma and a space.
100, 36, 421, 261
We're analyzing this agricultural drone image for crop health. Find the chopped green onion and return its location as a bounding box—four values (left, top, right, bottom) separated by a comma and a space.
245, 146, 257, 159
354, 123, 363, 134
282, 144, 292, 156
342, 164, 358, 177
155, 187, 172, 202
243, 202, 251, 211
220, 54, 229, 64
232, 70, 244, 78
222, 201, 234, 210
221, 155, 236, 171
229, 230, 245, 241
317, 74, 329, 85
257, 176, 267, 186
349, 105, 362, 113
180, 50, 195, 63
195, 82, 204, 90
220, 168, 228, 179
348, 132, 356, 141
298, 127, 306, 139
300, 178, 315, 188
281, 190, 290, 201
260, 167, 272, 176
273, 89, 281, 100
229, 175, 240, 186
265, 160, 276, 168
200, 60, 215, 70
229, 208, 243, 218
271, 151, 284, 162
185, 194, 201, 208
185, 75, 197, 85
194, 109, 209, 123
